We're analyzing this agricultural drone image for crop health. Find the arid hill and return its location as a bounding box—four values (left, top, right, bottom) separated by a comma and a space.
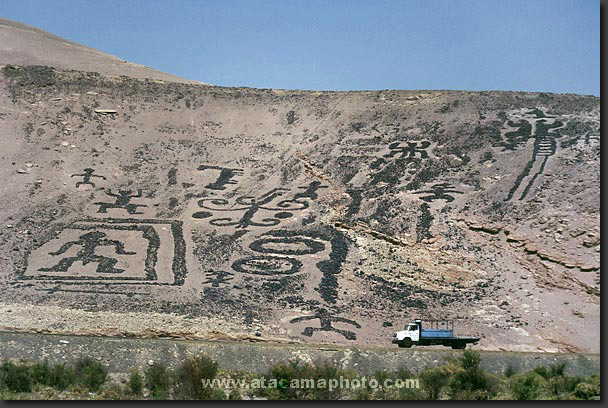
0, 18, 200, 84
0, 19, 600, 353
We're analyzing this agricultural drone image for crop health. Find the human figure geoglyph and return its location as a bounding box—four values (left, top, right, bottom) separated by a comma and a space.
39, 231, 135, 274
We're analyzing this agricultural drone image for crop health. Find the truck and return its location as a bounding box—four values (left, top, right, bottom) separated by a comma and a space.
392, 319, 480, 349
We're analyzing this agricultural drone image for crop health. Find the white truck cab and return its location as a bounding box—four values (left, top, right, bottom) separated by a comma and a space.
394, 320, 421, 343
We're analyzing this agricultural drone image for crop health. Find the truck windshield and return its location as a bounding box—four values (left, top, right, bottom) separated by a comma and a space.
408, 325, 417, 331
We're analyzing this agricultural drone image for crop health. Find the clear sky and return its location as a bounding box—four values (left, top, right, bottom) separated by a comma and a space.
1, 0, 600, 95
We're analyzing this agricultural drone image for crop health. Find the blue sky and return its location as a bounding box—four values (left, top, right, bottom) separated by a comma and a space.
1, 0, 599, 95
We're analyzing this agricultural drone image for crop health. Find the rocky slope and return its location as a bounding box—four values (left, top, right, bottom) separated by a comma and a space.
0, 21, 600, 353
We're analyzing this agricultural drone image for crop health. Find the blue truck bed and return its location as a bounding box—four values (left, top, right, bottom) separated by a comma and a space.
421, 329, 454, 338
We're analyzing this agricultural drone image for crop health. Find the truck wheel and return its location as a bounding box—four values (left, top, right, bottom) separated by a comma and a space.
452, 343, 466, 350
401, 338, 413, 348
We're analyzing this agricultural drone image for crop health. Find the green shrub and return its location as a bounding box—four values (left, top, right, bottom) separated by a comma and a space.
528, 363, 578, 398
256, 359, 349, 400
210, 388, 226, 400
574, 382, 597, 400
373, 370, 391, 384
48, 363, 76, 390
353, 386, 373, 400
395, 367, 415, 381
174, 354, 219, 400
398, 386, 426, 400
74, 357, 108, 392
549, 363, 566, 378
534, 363, 566, 380
128, 369, 144, 397
532, 366, 549, 379
258, 385, 282, 400
573, 374, 600, 400
2, 360, 75, 392
504, 364, 517, 378
228, 387, 243, 400
548, 375, 581, 398
0, 361, 32, 393
145, 362, 172, 399
449, 367, 497, 400
100, 381, 124, 400
29, 361, 51, 385
389, 367, 424, 399
449, 349, 497, 400
460, 350, 482, 370
308, 361, 344, 400
509, 372, 548, 400
262, 360, 310, 400
419, 367, 448, 400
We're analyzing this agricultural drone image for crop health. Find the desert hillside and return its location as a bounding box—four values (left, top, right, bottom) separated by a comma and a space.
0, 20, 600, 353
0, 18, 200, 84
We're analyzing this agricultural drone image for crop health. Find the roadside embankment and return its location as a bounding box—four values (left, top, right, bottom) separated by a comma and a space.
0, 331, 599, 377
